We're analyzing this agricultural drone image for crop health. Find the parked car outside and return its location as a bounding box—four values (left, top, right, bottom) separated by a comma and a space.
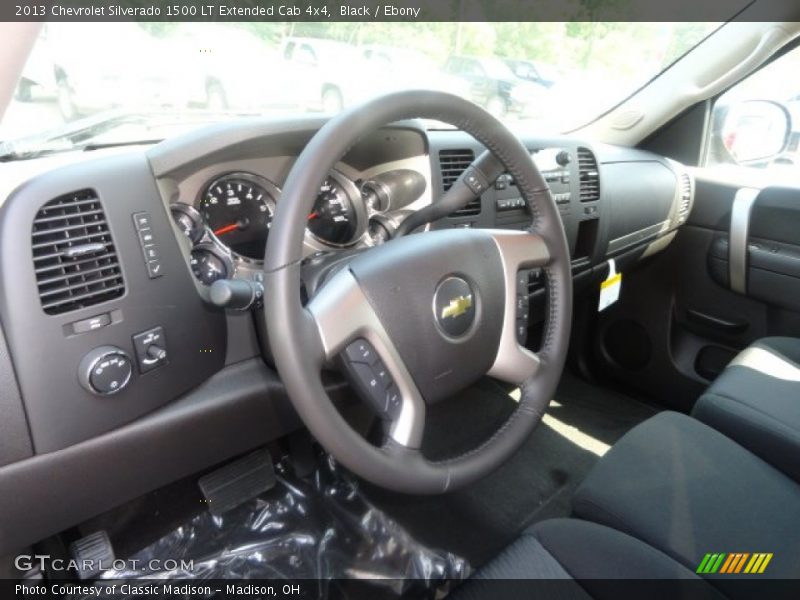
504, 58, 558, 88
359, 44, 470, 97
166, 24, 319, 113
47, 23, 185, 120
281, 37, 377, 112
443, 55, 546, 118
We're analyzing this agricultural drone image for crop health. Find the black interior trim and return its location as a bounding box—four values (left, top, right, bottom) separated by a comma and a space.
0, 358, 307, 555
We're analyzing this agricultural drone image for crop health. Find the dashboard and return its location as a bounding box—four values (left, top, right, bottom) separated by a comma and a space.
0, 115, 694, 554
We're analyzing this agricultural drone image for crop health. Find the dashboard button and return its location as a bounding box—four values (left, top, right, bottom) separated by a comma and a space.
133, 212, 152, 230
78, 346, 133, 395
146, 259, 163, 278
138, 227, 155, 245
71, 313, 111, 334
133, 326, 168, 373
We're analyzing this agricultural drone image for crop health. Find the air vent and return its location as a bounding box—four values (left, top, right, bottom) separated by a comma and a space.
439, 149, 482, 218
32, 190, 124, 315
450, 197, 482, 217
678, 172, 693, 219
439, 149, 475, 190
577, 147, 600, 202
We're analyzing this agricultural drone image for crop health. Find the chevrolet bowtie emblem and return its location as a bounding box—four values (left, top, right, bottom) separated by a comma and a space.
441, 294, 473, 319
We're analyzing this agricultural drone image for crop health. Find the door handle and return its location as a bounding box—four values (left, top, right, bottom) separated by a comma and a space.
686, 309, 748, 335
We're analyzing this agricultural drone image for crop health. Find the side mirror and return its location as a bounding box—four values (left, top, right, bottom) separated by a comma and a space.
718, 99, 791, 164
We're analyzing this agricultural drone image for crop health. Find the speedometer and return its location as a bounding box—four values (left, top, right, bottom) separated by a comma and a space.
307, 173, 363, 247
199, 173, 278, 260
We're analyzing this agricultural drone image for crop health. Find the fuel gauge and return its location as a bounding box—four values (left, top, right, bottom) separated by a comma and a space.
190, 245, 230, 286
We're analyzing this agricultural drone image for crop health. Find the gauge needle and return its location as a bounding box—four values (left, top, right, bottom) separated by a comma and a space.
307, 211, 319, 221
213, 223, 239, 236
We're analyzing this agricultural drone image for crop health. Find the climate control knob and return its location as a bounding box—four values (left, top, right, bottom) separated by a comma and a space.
78, 346, 133, 395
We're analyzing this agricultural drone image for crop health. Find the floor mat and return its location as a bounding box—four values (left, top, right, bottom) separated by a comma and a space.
361, 371, 658, 568
75, 456, 468, 600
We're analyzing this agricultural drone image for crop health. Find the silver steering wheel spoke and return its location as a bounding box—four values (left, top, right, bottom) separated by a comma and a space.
486, 229, 551, 385
306, 268, 426, 448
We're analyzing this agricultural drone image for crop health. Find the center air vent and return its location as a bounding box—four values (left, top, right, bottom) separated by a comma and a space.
439, 149, 482, 217
577, 147, 600, 202
32, 190, 125, 315
439, 149, 475, 190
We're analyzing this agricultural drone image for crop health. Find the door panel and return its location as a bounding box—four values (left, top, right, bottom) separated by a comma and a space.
583, 177, 800, 411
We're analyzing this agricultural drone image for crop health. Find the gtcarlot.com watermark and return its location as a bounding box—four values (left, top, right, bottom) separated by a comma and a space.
15, 553, 194, 574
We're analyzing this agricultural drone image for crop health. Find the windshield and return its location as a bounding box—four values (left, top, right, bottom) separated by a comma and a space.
1, 21, 719, 154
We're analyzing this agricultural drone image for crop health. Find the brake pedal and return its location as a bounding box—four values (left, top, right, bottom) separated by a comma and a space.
198, 449, 276, 516
70, 530, 114, 580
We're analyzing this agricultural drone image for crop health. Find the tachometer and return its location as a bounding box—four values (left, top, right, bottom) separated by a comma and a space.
307, 173, 363, 247
199, 173, 278, 260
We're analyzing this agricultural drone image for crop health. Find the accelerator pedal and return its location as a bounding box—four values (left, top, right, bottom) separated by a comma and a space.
70, 530, 115, 580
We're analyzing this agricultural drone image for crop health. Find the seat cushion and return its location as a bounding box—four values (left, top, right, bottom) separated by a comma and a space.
451, 518, 724, 600
693, 337, 800, 481
572, 412, 800, 598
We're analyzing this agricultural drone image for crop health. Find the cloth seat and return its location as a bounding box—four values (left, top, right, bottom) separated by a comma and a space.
451, 518, 725, 600
693, 337, 800, 481
571, 411, 800, 599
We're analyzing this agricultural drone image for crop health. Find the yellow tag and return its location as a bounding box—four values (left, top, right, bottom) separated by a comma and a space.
600, 273, 622, 290
599, 259, 622, 311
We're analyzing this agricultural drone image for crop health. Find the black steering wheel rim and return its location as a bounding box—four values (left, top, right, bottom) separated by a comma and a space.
264, 90, 572, 494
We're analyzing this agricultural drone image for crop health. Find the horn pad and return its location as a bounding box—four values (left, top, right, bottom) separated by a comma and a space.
347, 229, 505, 403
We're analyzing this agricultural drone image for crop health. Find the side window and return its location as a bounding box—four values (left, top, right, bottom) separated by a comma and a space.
707, 47, 800, 171
283, 42, 295, 60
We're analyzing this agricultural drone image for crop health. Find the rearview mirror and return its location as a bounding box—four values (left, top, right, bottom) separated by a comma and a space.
718, 100, 791, 164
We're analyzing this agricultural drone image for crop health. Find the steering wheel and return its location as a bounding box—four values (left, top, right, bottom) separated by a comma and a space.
264, 91, 572, 494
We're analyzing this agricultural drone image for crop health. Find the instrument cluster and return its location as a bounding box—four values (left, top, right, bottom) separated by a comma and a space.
170, 169, 373, 286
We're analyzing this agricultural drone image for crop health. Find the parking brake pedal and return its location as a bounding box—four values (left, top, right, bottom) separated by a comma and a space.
70, 530, 115, 580
198, 449, 276, 516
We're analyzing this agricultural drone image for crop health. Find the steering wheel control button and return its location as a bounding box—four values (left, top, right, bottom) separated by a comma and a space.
78, 346, 133, 395
71, 312, 111, 334
434, 276, 476, 339
341, 339, 399, 418
350, 362, 390, 414
132, 212, 163, 279
385, 386, 401, 418
344, 339, 378, 364
516, 270, 530, 345
373, 360, 392, 387
132, 326, 168, 373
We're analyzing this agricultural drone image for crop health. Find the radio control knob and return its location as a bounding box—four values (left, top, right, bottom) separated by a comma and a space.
556, 150, 571, 166
78, 346, 133, 395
